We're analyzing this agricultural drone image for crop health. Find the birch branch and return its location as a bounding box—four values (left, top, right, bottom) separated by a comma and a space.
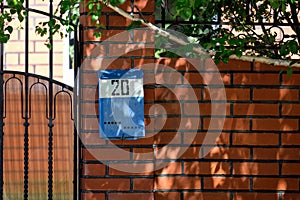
100, 0, 300, 68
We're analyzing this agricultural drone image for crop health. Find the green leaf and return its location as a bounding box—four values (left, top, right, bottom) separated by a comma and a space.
0, 34, 9, 43
48, 19, 55, 27
18, 13, 24, 22
235, 49, 243, 58
93, 31, 102, 38
180, 7, 192, 20
289, 40, 298, 54
45, 42, 52, 49
127, 21, 142, 30
287, 67, 293, 77
5, 26, 13, 34
10, 9, 17, 15
91, 14, 99, 21
88, 3, 94, 10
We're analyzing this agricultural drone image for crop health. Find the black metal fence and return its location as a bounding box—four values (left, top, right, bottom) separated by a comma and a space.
0, 0, 79, 199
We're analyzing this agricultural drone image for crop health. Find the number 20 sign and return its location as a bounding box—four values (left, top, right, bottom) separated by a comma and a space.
97, 69, 145, 140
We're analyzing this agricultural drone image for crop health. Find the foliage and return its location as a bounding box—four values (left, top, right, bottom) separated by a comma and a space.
0, 0, 299, 65
161, 0, 300, 64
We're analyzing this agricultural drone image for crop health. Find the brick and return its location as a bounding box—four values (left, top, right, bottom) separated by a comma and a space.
144, 88, 155, 101
233, 192, 278, 200
203, 88, 250, 101
155, 146, 200, 160
82, 58, 131, 70
281, 133, 300, 145
232, 133, 279, 146
5, 41, 34, 53
204, 177, 249, 190
109, 163, 154, 176
108, 43, 154, 57
154, 132, 182, 145
197, 72, 230, 86
184, 103, 230, 116
282, 104, 300, 116
81, 193, 105, 200
134, 29, 155, 43
204, 118, 250, 131
82, 148, 131, 161
156, 71, 183, 85
234, 103, 279, 116
156, 57, 202, 71
184, 161, 230, 175
109, 16, 133, 27
5, 53, 19, 65
108, 193, 153, 200
155, 117, 201, 131
111, 134, 154, 145
282, 74, 300, 86
155, 162, 182, 175
252, 89, 299, 101
99, 29, 131, 42
253, 148, 300, 160
183, 132, 230, 145
282, 163, 300, 175
253, 178, 299, 190
82, 164, 106, 176
204, 147, 250, 160
154, 192, 181, 200
155, 88, 200, 101
133, 148, 155, 160
234, 73, 279, 85
83, 43, 106, 57
183, 72, 204, 85
253, 62, 285, 71
80, 133, 106, 146
252, 119, 298, 131
152, 102, 181, 115
232, 162, 279, 175
282, 193, 300, 200
133, 0, 155, 12
155, 177, 201, 190
184, 192, 230, 200
81, 117, 98, 130
81, 178, 130, 190
134, 58, 156, 68
133, 178, 154, 190
143, 71, 156, 85
82, 72, 98, 86
217, 59, 251, 71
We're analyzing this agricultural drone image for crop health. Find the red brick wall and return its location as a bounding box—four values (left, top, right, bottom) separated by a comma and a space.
79, 1, 300, 199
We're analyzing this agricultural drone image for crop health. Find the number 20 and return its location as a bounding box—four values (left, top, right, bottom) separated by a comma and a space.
111, 79, 129, 96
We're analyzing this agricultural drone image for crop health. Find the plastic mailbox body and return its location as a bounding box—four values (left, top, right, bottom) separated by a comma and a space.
97, 69, 145, 140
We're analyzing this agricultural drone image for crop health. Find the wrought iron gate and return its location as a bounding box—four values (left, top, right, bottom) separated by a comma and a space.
0, 1, 79, 199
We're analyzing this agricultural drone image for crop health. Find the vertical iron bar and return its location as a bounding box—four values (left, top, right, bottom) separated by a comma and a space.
0, 2, 4, 199
73, 25, 79, 200
161, 0, 166, 29
24, 0, 30, 199
77, 24, 85, 200
48, 0, 54, 199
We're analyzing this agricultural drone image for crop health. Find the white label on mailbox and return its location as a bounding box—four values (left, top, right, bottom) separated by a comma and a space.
99, 78, 143, 98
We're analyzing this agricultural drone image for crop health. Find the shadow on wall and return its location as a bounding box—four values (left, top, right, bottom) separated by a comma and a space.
153, 60, 300, 200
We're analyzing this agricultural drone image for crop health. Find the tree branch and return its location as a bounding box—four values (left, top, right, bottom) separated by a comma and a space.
99, 0, 300, 68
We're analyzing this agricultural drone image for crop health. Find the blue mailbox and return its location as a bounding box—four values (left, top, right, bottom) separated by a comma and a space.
97, 69, 145, 140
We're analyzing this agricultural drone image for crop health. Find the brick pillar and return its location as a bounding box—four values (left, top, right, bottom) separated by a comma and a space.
79, 1, 155, 199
